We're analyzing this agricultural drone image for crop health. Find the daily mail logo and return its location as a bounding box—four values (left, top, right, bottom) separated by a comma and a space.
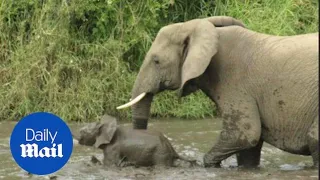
10, 112, 73, 175
20, 129, 62, 158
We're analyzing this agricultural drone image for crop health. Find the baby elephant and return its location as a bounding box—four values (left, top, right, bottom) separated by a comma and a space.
73, 115, 196, 167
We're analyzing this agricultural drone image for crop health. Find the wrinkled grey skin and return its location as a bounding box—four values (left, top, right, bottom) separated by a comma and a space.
73, 115, 196, 167
129, 16, 319, 168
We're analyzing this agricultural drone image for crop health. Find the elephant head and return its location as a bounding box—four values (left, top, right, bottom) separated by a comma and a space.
117, 16, 245, 129
73, 115, 117, 149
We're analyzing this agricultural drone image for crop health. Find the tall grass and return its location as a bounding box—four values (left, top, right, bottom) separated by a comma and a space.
0, 0, 318, 122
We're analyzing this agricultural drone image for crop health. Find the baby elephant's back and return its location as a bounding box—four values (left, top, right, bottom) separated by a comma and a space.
121, 128, 178, 166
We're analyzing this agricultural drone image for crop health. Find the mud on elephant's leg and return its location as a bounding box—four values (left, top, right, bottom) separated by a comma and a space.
236, 139, 263, 168
307, 116, 319, 168
203, 99, 261, 168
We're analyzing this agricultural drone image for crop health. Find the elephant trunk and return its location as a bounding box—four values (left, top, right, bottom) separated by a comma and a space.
131, 93, 153, 129
129, 62, 158, 129
116, 72, 155, 129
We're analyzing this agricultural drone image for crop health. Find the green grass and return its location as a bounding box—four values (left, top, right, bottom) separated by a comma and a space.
215, 0, 318, 35
0, 0, 318, 122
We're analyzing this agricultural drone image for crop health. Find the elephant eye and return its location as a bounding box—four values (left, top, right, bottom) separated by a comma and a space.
152, 55, 160, 64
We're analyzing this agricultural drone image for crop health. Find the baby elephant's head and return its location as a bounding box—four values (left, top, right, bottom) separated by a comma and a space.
73, 115, 118, 149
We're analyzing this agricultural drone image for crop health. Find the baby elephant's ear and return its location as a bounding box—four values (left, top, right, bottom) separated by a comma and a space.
94, 115, 117, 148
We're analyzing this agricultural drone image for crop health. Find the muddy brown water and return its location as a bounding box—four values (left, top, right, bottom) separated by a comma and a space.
0, 118, 318, 180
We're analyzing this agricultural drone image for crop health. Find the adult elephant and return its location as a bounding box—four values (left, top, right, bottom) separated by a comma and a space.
117, 16, 319, 168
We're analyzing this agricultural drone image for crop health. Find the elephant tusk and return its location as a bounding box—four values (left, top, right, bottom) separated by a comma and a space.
116, 92, 147, 110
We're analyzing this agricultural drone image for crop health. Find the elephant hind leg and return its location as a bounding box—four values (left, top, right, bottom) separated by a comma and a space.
307, 116, 319, 168
236, 138, 263, 168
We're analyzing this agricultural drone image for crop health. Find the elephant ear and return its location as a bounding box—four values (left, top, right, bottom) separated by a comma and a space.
179, 19, 219, 96
94, 115, 117, 148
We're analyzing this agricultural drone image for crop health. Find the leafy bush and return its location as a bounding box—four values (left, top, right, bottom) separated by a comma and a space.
0, 0, 318, 122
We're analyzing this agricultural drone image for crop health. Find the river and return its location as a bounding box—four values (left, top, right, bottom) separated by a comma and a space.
0, 118, 318, 180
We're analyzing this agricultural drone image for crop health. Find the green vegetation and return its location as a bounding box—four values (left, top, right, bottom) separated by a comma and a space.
0, 0, 318, 122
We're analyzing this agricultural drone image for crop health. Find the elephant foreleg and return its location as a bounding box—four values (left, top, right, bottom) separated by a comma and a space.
307, 116, 319, 168
203, 97, 262, 168
236, 138, 263, 168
